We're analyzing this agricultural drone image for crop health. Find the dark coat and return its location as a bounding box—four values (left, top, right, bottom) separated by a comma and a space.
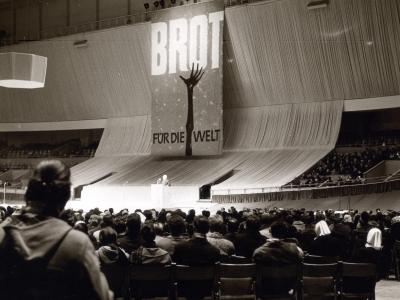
310, 233, 351, 259
117, 233, 143, 253
173, 235, 220, 265
233, 231, 267, 258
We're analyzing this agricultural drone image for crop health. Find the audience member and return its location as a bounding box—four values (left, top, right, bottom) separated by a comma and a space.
234, 215, 267, 258
254, 221, 304, 265
0, 160, 111, 299
315, 220, 331, 237
117, 213, 143, 253
173, 216, 220, 265
207, 217, 235, 256
156, 214, 188, 255
310, 223, 352, 259
130, 224, 171, 265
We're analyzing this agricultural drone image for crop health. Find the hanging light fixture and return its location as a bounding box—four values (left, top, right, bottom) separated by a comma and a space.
0, 52, 47, 89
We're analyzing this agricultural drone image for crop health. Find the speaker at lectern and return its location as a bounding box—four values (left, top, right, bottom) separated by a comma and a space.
151, 175, 170, 208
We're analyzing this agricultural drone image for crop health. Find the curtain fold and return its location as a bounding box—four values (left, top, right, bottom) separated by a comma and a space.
223, 100, 343, 151
224, 0, 400, 108
0, 24, 151, 122
95, 115, 152, 156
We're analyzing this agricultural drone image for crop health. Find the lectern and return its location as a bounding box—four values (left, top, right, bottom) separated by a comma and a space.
151, 184, 170, 208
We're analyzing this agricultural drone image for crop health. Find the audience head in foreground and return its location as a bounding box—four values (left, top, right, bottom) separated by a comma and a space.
0, 160, 112, 300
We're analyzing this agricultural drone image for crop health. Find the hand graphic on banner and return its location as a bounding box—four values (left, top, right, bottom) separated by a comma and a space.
179, 63, 205, 156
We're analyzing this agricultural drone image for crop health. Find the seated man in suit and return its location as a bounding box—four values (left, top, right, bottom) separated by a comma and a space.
253, 221, 303, 296
173, 216, 220, 265
173, 216, 220, 299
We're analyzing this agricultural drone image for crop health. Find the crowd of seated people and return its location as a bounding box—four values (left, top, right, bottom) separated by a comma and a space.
1, 160, 399, 299
0, 140, 98, 159
292, 146, 400, 186
3, 203, 400, 297
337, 133, 400, 147
53, 206, 398, 275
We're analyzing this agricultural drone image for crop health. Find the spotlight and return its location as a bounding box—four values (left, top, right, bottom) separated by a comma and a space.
144, 3, 150, 9
307, 0, 329, 10
73, 39, 88, 48
154, 1, 159, 7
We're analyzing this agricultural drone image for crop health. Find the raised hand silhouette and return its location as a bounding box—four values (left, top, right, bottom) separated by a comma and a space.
179, 63, 205, 156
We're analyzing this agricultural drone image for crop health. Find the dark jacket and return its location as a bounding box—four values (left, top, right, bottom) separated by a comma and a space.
233, 231, 267, 258
173, 235, 220, 265
310, 233, 351, 259
0, 213, 111, 300
117, 232, 143, 253
253, 239, 303, 266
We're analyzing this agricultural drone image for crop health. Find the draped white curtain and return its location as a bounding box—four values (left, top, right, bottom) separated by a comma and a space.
224, 100, 343, 151
74, 101, 343, 189
95, 115, 152, 156
0, 24, 151, 122
74, 149, 330, 189
224, 0, 400, 108
71, 155, 147, 187
212, 149, 331, 189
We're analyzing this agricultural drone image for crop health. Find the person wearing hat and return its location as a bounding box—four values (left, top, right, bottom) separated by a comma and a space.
310, 223, 352, 259
0, 160, 112, 300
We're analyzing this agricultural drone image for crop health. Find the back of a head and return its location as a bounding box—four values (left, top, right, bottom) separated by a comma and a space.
141, 224, 156, 245
260, 213, 275, 228
227, 218, 239, 233
101, 214, 114, 228
168, 214, 186, 236
209, 217, 224, 233
315, 212, 325, 222
270, 221, 289, 239
74, 221, 88, 235
332, 223, 351, 239
25, 160, 71, 215
143, 209, 153, 221
194, 216, 210, 235
99, 226, 118, 246
126, 213, 142, 235
246, 215, 261, 232
366, 228, 382, 250
361, 211, 370, 223
202, 210, 210, 218
315, 220, 331, 237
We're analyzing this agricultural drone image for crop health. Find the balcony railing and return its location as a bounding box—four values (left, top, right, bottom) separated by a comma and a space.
0, 0, 263, 47
211, 175, 400, 204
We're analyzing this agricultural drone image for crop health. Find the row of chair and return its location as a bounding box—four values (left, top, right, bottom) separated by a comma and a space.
109, 260, 377, 300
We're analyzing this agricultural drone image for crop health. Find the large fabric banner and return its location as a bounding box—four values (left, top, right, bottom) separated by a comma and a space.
150, 1, 224, 156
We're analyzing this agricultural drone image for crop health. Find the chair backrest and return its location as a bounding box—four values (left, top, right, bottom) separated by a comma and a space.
302, 263, 338, 278
302, 263, 338, 298
393, 240, 400, 280
174, 264, 218, 281
256, 264, 300, 298
304, 254, 338, 264
130, 264, 173, 280
220, 263, 256, 278
129, 264, 173, 299
340, 262, 376, 277
174, 263, 219, 299
101, 263, 129, 298
394, 240, 400, 254
219, 263, 256, 298
220, 255, 253, 264
339, 262, 377, 296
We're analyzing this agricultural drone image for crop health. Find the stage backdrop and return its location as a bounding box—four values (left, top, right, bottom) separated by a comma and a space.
150, 1, 224, 156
